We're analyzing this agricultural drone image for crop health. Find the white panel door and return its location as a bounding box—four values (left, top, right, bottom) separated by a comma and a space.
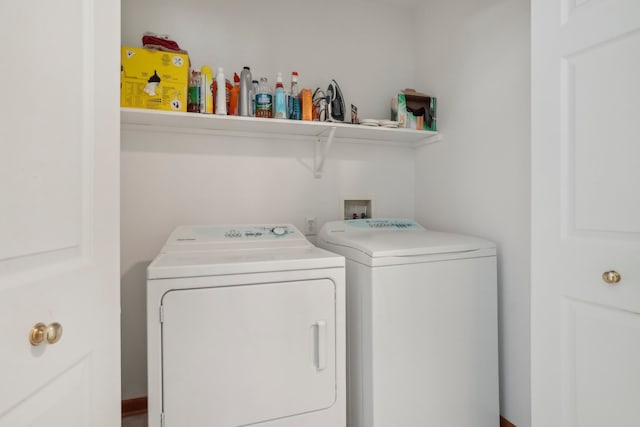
161, 279, 337, 427
531, 1, 640, 426
0, 1, 120, 426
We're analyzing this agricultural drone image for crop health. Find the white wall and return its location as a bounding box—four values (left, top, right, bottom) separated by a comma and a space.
120, 0, 423, 399
121, 0, 421, 121
121, 2, 533, 425
413, 1, 531, 426
120, 133, 416, 398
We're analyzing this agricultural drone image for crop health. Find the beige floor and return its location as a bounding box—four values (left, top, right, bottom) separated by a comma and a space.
122, 414, 147, 427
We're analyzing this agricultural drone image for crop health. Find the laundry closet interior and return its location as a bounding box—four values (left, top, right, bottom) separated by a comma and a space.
120, 0, 531, 426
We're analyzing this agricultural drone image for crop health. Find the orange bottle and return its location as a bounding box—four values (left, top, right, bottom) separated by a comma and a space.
301, 88, 313, 121
229, 72, 240, 115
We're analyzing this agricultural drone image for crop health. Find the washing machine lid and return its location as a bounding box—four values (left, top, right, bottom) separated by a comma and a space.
318, 219, 495, 259
148, 224, 344, 279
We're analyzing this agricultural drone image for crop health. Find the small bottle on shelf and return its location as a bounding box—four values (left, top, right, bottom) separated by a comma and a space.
187, 69, 201, 113
238, 66, 252, 116
288, 71, 301, 120
300, 88, 312, 121
273, 72, 287, 119
251, 80, 259, 117
200, 65, 213, 114
255, 77, 273, 118
215, 67, 227, 115
230, 72, 240, 116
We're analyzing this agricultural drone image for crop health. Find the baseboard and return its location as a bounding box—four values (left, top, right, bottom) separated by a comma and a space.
501, 416, 517, 427
122, 396, 516, 425
122, 396, 147, 417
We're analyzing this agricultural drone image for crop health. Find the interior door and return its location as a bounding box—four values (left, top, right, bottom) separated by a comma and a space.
531, 1, 640, 426
0, 1, 120, 426
161, 279, 337, 426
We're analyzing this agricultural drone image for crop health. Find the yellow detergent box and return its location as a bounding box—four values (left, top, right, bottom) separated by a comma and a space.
120, 46, 189, 112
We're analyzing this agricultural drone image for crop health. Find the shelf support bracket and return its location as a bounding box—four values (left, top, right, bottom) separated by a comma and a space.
416, 133, 443, 147
314, 126, 336, 178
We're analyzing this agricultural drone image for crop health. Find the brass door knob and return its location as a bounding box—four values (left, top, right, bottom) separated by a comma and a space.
29, 322, 63, 346
602, 270, 621, 284
29, 323, 47, 346
46, 322, 63, 344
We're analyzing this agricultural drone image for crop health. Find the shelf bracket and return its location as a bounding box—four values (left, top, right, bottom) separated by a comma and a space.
416, 132, 443, 147
314, 126, 336, 178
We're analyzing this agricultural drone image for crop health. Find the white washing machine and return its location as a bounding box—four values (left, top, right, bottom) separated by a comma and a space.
317, 218, 499, 427
147, 224, 346, 427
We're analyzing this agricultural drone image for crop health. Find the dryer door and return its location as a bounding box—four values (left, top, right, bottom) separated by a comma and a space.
161, 278, 337, 426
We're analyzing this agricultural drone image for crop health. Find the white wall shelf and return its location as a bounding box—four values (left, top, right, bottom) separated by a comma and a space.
120, 108, 442, 177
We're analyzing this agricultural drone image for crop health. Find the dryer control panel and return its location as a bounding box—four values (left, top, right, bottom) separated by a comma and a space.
161, 224, 310, 252
222, 225, 294, 239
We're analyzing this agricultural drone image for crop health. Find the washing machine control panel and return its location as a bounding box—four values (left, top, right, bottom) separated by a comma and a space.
346, 219, 423, 230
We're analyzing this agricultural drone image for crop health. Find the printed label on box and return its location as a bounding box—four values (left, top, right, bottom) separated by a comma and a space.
120, 46, 189, 112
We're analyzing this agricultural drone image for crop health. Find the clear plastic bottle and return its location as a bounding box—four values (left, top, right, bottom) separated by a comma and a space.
255, 77, 272, 118
288, 71, 301, 120
273, 72, 287, 119
251, 80, 259, 116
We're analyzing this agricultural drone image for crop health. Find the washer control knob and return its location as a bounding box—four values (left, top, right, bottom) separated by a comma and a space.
272, 227, 286, 236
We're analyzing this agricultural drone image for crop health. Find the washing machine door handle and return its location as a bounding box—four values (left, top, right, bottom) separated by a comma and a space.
315, 320, 327, 371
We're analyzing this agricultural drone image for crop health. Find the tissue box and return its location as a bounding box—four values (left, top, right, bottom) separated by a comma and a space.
120, 46, 189, 112
392, 89, 437, 131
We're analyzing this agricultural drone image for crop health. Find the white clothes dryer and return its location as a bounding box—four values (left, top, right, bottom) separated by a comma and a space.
147, 224, 346, 427
317, 218, 499, 427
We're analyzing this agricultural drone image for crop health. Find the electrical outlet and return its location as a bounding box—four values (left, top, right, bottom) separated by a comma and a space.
305, 217, 317, 235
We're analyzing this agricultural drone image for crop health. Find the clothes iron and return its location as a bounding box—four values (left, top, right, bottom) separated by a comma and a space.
326, 79, 345, 122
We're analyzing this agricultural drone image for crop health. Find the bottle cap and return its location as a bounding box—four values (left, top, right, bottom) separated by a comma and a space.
234, 72, 240, 83
277, 72, 283, 83
200, 65, 212, 77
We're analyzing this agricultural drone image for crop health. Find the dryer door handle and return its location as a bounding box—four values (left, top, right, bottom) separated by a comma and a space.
315, 320, 327, 371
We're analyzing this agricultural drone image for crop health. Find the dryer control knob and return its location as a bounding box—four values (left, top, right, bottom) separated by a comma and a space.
272, 227, 286, 236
